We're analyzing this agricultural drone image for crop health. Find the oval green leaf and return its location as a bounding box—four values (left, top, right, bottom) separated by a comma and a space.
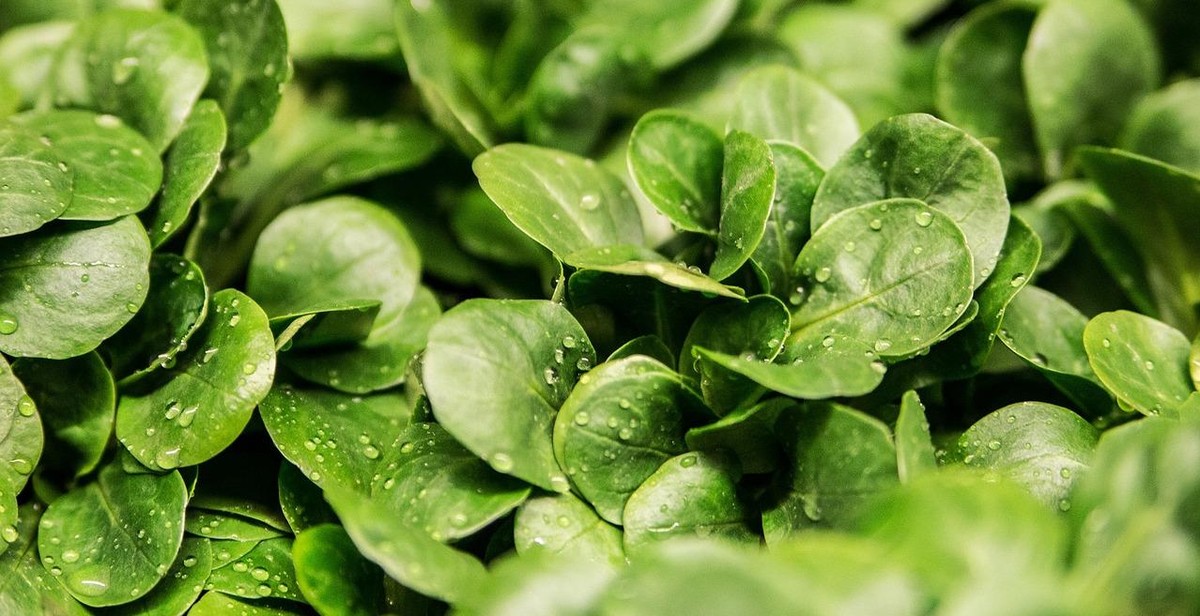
627, 110, 723, 234
728, 65, 859, 167
37, 463, 187, 607
474, 144, 643, 259
116, 289, 276, 470
513, 492, 624, 567
710, 129, 776, 281
1084, 310, 1193, 417
680, 295, 788, 413
811, 114, 1009, 286
147, 99, 226, 248
105, 537, 211, 616
793, 199, 975, 358
11, 353, 111, 480
622, 451, 756, 551
293, 525, 383, 616
425, 299, 595, 491
50, 9, 210, 152
0, 215, 151, 359
553, 356, 697, 524
11, 109, 161, 220
206, 537, 302, 603
0, 123, 73, 238
953, 401, 1098, 511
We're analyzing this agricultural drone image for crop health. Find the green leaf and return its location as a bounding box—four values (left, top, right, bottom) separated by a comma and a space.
0, 356, 41, 550
189, 90, 441, 288
293, 525, 383, 616
37, 462, 187, 607
393, 0, 499, 156
1014, 184, 1077, 274
178, 0, 289, 151
105, 537, 211, 616
146, 99, 226, 248
1058, 197, 1157, 316
103, 254, 209, 383
0, 22, 75, 110
811, 114, 1009, 287
895, 390, 935, 483
277, 463, 336, 535
710, 130, 775, 281
697, 334, 886, 400
857, 472, 1069, 608
0, 504, 88, 615
513, 492, 624, 567
1121, 78, 1200, 174
607, 335, 674, 366
1084, 310, 1194, 417
324, 487, 488, 605
627, 110, 723, 234
248, 197, 426, 392
425, 299, 595, 491
622, 451, 756, 550
582, 0, 737, 70
553, 356, 698, 523
728, 65, 859, 167
999, 285, 1112, 415
764, 402, 898, 540
1077, 147, 1200, 336
935, 1, 1039, 185
1068, 419, 1200, 615
454, 550, 618, 616
793, 199, 975, 358
0, 122, 73, 237
524, 29, 630, 155
189, 592, 308, 615
1023, 0, 1160, 178
11, 353, 111, 480
566, 245, 745, 300
10, 110, 161, 221
50, 9, 209, 152
680, 295, 788, 413
186, 509, 284, 542
474, 144, 643, 259
685, 398, 785, 475
116, 289, 275, 470
0, 215, 151, 359
751, 142, 823, 299
268, 299, 380, 352
954, 402, 1098, 510
207, 537, 302, 603
277, 0, 396, 61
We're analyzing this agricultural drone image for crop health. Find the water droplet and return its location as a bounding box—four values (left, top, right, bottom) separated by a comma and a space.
228, 314, 241, 327
575, 357, 591, 371
573, 412, 590, 426
914, 211, 934, 227
543, 367, 559, 385
62, 550, 80, 563
1101, 338, 1111, 348
1, 526, 18, 543
579, 193, 600, 210
112, 56, 139, 84
1032, 353, 1049, 367
869, 218, 883, 231
814, 267, 832, 283
177, 406, 198, 428
679, 454, 697, 468
363, 445, 380, 459
1144, 360, 1155, 371
1058, 499, 1072, 512
183, 556, 198, 567
562, 335, 577, 348
17, 395, 35, 417
491, 453, 514, 472
1009, 273, 1027, 288
843, 241, 856, 252
1060, 468, 1072, 479
242, 363, 257, 375
873, 339, 892, 353
156, 448, 181, 470
821, 336, 836, 348
11, 459, 33, 475
618, 427, 633, 440
0, 315, 18, 335
164, 402, 182, 421
257, 584, 273, 596
251, 567, 270, 581
126, 302, 139, 314
68, 567, 110, 597
987, 440, 1001, 451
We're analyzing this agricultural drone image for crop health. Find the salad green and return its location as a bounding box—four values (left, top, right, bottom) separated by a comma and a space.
2, 0, 1200, 614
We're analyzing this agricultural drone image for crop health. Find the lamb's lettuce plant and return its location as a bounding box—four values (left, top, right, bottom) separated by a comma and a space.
1, 0, 1200, 614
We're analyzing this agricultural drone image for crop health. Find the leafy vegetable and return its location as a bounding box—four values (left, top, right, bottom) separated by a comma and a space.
2, 0, 1199, 613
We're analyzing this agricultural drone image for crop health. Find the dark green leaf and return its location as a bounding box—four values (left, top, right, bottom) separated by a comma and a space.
811, 114, 1010, 287
11, 110, 161, 220
105, 537, 211, 616
207, 537, 302, 603
116, 289, 275, 470
751, 142, 822, 299
1084, 310, 1193, 417
680, 295, 788, 413
0, 216, 151, 359
37, 462, 187, 607
0, 357, 41, 550
11, 353, 111, 480
51, 9, 209, 152
0, 503, 88, 615
513, 492, 624, 567
1121, 78, 1200, 174
0, 123, 73, 237
728, 65, 859, 167
710, 130, 775, 281
627, 110, 722, 234
622, 451, 756, 550
424, 299, 595, 491
553, 355, 698, 523
566, 245, 745, 300
293, 525, 383, 616
146, 99, 225, 248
